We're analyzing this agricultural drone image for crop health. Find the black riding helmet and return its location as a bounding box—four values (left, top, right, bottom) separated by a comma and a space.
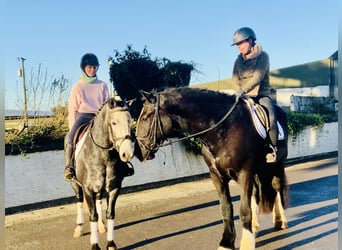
231, 27, 256, 46
80, 53, 99, 71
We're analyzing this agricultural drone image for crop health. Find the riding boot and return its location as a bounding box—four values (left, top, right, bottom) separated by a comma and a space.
64, 143, 76, 181
265, 116, 278, 163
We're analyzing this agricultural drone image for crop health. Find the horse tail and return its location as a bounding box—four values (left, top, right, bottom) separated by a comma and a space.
254, 163, 288, 214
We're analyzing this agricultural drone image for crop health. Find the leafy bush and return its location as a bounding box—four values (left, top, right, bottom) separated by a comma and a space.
285, 111, 324, 138
109, 45, 196, 119
5, 106, 68, 155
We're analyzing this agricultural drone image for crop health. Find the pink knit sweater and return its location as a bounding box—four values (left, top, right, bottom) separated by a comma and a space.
67, 79, 109, 129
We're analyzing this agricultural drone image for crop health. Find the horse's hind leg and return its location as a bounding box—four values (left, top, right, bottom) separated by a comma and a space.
71, 182, 84, 238
251, 194, 259, 236
272, 176, 288, 230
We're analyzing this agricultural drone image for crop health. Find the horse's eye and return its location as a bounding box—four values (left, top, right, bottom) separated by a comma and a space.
112, 122, 117, 125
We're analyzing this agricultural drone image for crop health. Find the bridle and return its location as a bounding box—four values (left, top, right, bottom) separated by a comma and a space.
89, 106, 133, 152
136, 93, 239, 153
136, 94, 165, 153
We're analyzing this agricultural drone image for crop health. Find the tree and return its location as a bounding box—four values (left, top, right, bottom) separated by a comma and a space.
108, 45, 195, 118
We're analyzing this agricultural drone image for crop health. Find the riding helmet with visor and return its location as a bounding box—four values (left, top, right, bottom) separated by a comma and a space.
231, 27, 256, 46
80, 53, 99, 71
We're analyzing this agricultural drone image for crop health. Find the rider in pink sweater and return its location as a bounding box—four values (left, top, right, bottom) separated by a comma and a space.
64, 53, 109, 181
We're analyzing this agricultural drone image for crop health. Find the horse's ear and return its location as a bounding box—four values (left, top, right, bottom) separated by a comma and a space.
108, 97, 116, 108
139, 90, 156, 103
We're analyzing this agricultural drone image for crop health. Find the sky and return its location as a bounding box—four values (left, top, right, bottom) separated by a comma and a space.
4, 0, 338, 111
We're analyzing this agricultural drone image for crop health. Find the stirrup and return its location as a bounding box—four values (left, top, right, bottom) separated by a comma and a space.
266, 145, 277, 163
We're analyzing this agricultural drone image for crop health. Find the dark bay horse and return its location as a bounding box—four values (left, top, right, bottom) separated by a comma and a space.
135, 87, 288, 250
68, 98, 134, 250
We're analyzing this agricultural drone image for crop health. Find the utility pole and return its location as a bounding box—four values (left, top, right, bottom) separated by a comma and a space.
18, 57, 28, 129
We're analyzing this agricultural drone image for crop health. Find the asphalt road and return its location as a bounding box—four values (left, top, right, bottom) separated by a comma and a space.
5, 156, 338, 250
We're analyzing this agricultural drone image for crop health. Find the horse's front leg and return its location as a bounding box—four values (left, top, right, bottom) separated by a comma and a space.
105, 170, 123, 250
105, 186, 121, 250
96, 193, 107, 234
272, 175, 288, 230
238, 171, 255, 250
202, 146, 236, 250
215, 179, 236, 250
84, 189, 100, 250
208, 171, 236, 249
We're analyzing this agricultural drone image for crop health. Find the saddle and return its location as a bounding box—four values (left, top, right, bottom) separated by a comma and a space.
242, 97, 285, 141
72, 123, 91, 147
73, 122, 92, 158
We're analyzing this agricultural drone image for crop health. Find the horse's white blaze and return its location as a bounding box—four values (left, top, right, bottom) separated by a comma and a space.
119, 139, 134, 162
240, 228, 255, 250
90, 221, 99, 245
107, 219, 115, 241
251, 196, 259, 235
273, 192, 288, 229
110, 110, 134, 162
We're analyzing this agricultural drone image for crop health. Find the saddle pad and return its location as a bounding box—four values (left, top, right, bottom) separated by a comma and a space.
246, 102, 285, 140
75, 130, 89, 159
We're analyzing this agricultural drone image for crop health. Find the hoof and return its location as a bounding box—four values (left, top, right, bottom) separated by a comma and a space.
98, 223, 107, 234
217, 247, 233, 250
106, 241, 117, 250
91, 243, 101, 250
274, 220, 288, 230
73, 228, 83, 238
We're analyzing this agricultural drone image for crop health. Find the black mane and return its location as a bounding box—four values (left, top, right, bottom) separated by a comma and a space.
160, 87, 238, 121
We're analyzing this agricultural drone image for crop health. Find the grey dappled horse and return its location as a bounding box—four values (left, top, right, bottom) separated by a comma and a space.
67, 98, 134, 250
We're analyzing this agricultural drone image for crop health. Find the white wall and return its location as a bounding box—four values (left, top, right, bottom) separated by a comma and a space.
5, 122, 337, 208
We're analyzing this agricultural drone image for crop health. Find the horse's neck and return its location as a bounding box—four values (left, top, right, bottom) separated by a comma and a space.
91, 109, 109, 139
167, 98, 245, 141
170, 106, 211, 135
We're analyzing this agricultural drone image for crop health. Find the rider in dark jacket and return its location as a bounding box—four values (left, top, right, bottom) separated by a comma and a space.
231, 27, 278, 163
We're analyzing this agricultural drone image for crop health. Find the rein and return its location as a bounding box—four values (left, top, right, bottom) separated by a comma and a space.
89, 120, 114, 150
139, 94, 239, 150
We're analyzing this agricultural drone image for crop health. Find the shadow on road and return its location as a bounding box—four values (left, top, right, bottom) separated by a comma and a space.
256, 174, 337, 249
116, 195, 240, 231
119, 173, 337, 249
